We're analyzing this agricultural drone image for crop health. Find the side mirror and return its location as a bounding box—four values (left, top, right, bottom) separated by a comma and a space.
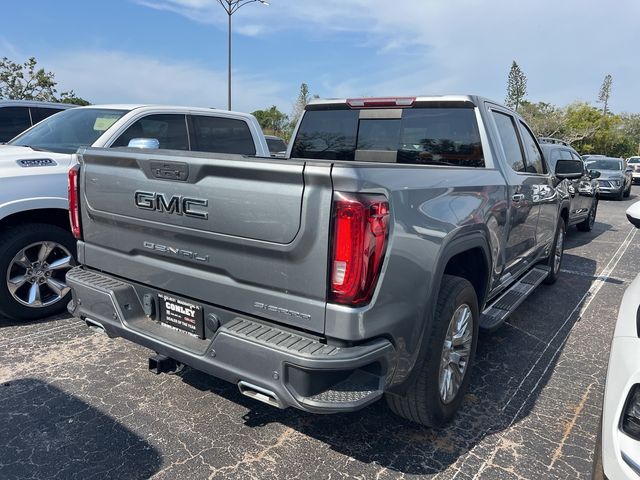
128, 138, 160, 149
627, 201, 640, 228
555, 159, 583, 180
626, 166, 633, 173
589, 169, 601, 179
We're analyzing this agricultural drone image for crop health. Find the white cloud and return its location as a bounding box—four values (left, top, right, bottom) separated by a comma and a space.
43, 50, 289, 113
137, 0, 640, 112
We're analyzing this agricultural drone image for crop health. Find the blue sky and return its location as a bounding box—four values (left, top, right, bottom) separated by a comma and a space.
1, 0, 639, 116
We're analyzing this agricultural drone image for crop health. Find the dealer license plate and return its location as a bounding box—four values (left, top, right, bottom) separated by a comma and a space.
158, 293, 204, 338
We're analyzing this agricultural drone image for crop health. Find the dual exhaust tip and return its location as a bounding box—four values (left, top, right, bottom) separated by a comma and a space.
83, 318, 284, 409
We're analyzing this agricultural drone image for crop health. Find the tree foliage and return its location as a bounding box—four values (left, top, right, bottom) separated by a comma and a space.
0, 56, 90, 105
521, 99, 638, 157
505, 61, 527, 111
251, 105, 289, 137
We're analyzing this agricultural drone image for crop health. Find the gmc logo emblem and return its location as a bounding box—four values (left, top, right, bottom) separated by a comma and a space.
134, 191, 208, 219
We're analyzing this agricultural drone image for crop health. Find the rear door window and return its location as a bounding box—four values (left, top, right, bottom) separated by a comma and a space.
30, 107, 64, 124
491, 111, 526, 172
191, 115, 256, 155
112, 114, 189, 150
291, 106, 484, 167
0, 106, 32, 142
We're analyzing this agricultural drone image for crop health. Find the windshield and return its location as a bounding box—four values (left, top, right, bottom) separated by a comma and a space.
9, 108, 129, 153
586, 159, 622, 171
266, 137, 287, 152
628, 157, 640, 164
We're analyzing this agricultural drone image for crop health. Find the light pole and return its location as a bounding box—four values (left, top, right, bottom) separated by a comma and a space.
217, 0, 269, 110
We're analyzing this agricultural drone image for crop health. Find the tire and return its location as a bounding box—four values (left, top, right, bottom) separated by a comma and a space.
543, 217, 566, 285
0, 223, 77, 321
386, 275, 479, 427
577, 198, 597, 232
624, 184, 631, 198
617, 188, 625, 201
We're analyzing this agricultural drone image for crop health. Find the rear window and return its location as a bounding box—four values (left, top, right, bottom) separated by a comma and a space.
0, 106, 32, 142
291, 106, 484, 167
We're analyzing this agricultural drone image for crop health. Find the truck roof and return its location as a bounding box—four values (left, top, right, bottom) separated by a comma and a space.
0, 99, 76, 109
72, 104, 257, 121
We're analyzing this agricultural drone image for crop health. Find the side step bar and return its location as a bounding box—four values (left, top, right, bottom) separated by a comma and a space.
479, 265, 550, 332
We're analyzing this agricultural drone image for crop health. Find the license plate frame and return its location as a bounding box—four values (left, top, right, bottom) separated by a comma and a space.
157, 293, 204, 339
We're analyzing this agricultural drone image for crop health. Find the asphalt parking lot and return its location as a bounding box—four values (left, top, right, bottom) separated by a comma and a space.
1, 188, 639, 480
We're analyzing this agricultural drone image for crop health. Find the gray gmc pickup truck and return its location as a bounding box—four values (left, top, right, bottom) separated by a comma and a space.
66, 95, 583, 426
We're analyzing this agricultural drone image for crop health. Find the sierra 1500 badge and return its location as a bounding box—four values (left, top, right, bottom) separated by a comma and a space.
134, 191, 208, 219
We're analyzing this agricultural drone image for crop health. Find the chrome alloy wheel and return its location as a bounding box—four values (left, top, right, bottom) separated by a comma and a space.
439, 304, 474, 404
554, 227, 564, 275
6, 241, 75, 308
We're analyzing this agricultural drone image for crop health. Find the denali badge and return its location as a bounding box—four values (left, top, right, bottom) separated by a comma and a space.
143, 241, 209, 262
135, 191, 208, 219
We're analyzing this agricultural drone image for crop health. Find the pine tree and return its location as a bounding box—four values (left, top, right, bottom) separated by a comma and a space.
505, 61, 527, 111
598, 74, 613, 116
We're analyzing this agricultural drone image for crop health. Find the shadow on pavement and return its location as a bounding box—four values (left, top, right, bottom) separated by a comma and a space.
0, 379, 162, 480
174, 251, 600, 475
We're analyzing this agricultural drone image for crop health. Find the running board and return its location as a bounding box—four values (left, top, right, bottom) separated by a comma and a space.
479, 265, 550, 332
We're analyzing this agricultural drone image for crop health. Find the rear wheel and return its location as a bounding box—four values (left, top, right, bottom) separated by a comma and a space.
0, 224, 76, 321
543, 217, 566, 285
577, 198, 597, 232
386, 275, 479, 427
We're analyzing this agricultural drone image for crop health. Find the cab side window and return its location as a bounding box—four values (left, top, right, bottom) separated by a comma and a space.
111, 114, 189, 150
491, 111, 526, 172
519, 122, 546, 174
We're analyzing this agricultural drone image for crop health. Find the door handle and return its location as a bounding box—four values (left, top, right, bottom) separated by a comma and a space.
512, 194, 525, 202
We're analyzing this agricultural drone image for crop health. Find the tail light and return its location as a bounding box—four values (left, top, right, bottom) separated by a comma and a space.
68, 164, 82, 240
329, 193, 389, 305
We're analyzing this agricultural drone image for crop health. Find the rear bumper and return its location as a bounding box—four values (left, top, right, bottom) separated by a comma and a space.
66, 267, 395, 414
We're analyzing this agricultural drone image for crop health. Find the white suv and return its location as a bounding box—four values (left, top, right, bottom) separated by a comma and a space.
0, 105, 269, 321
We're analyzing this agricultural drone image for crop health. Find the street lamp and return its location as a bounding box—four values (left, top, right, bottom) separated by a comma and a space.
217, 0, 269, 110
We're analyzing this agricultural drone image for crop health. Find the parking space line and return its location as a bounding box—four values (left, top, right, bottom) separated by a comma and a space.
448, 225, 637, 480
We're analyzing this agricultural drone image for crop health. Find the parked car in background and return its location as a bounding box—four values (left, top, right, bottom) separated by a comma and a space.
265, 134, 287, 157
627, 156, 640, 184
539, 138, 600, 231
0, 105, 269, 321
593, 200, 640, 480
0, 100, 75, 143
586, 157, 632, 200
67, 95, 574, 427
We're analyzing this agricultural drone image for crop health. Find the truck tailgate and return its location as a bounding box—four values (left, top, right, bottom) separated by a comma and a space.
77, 148, 333, 334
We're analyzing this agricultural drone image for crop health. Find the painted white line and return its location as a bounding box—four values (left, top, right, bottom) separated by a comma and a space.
470, 226, 637, 480
447, 225, 637, 480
